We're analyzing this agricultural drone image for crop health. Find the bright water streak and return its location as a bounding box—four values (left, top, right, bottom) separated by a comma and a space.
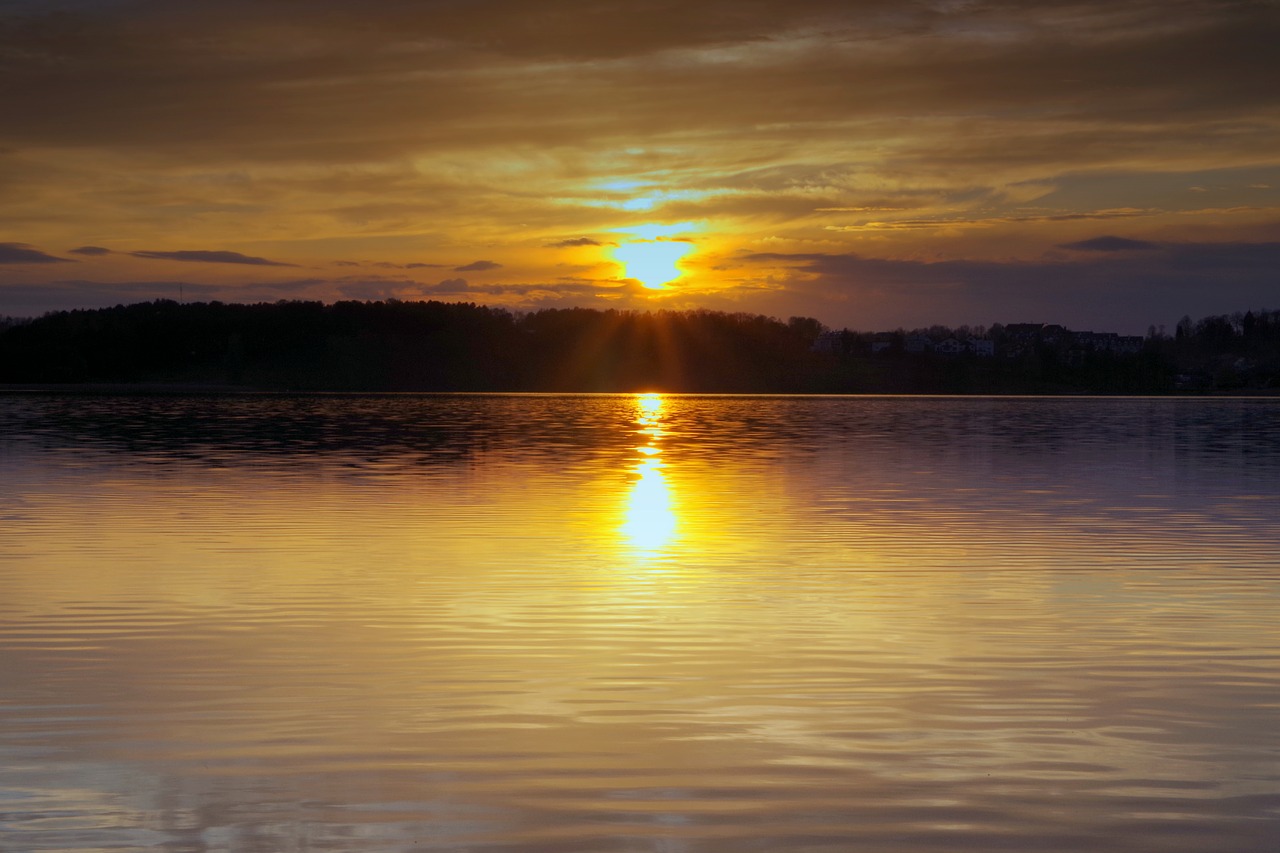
1, 394, 1279, 852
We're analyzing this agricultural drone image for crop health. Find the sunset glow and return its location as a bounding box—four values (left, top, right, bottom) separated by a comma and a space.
5, 1, 1280, 841
614, 240, 694, 290
1, 2, 1277, 332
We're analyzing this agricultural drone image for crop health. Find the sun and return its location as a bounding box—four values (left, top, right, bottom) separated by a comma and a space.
614, 239, 693, 290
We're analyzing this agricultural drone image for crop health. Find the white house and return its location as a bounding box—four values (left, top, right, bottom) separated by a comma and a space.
905, 335, 933, 353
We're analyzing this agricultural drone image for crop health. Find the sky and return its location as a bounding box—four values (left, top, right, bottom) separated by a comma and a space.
1, 0, 1277, 333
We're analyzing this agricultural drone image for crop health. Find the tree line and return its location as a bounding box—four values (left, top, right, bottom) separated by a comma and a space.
1, 299, 1277, 393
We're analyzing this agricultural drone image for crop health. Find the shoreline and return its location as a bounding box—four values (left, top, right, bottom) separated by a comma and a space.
3, 383, 1277, 398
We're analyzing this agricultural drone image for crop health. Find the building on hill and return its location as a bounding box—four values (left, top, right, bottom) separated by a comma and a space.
905, 335, 933, 353
810, 330, 844, 354
1003, 323, 1045, 343
969, 338, 995, 357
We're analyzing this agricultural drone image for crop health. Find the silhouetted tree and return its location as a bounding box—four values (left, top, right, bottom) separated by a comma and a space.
3, 299, 1277, 393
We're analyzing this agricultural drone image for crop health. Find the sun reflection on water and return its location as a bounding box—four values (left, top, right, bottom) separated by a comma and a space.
620, 394, 678, 555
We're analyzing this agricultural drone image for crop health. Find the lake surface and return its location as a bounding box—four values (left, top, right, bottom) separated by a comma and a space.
2, 393, 1279, 852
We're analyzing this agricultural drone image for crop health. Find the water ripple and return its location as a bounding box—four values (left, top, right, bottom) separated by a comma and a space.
2, 394, 1279, 851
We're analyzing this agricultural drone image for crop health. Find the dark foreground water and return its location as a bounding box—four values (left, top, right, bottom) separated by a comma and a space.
2, 394, 1279, 852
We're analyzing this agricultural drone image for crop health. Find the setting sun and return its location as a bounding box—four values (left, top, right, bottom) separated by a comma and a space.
614, 239, 693, 290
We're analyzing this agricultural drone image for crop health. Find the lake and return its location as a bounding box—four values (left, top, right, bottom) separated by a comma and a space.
2, 393, 1279, 852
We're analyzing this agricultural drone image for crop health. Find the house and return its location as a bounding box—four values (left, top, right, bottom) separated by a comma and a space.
1039, 324, 1068, 345
1073, 330, 1110, 350
905, 335, 933, 353
1004, 323, 1068, 345
935, 337, 966, 356
1069, 331, 1145, 355
969, 339, 995, 357
1003, 323, 1044, 343
810, 331, 843, 354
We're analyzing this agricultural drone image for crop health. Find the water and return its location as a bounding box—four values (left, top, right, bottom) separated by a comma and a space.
2, 393, 1279, 852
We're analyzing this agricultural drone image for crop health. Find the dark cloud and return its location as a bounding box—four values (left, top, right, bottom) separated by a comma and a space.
0, 272, 638, 317
2, 1, 1277, 328
458, 279, 639, 298
748, 240, 1280, 279
252, 278, 329, 293
545, 237, 606, 248
1164, 240, 1280, 272
332, 260, 362, 267
1059, 236, 1161, 252
426, 278, 469, 293
68, 245, 113, 256
742, 239, 1280, 335
130, 250, 295, 266
329, 273, 629, 303
370, 260, 448, 269
0, 277, 339, 316
819, 208, 1159, 234
740, 240, 1280, 333
0, 243, 74, 264
1023, 166, 1280, 216
334, 278, 421, 301
0, 280, 219, 314
5, 0, 1273, 167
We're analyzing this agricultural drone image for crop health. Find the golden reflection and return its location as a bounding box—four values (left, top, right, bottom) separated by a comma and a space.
636, 391, 663, 418
620, 393, 679, 554
621, 458, 677, 551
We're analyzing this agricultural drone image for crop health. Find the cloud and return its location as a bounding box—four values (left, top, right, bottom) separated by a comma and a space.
545, 237, 606, 248
0, 276, 341, 315
0, 243, 74, 264
0, 270, 655, 318
371, 260, 448, 269
1163, 241, 1280, 272
0, 280, 218, 314
2, 1, 1277, 329
3, 2, 1276, 182
130, 250, 295, 266
68, 245, 113, 256
334, 278, 424, 301
327, 273, 634, 304
454, 260, 503, 272
426, 278, 470, 293
738, 240, 1280, 333
1058, 236, 1161, 252
823, 208, 1159, 233
814, 207, 907, 213
252, 278, 329, 293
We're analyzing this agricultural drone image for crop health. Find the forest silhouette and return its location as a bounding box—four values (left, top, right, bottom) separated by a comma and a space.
2, 300, 1278, 394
